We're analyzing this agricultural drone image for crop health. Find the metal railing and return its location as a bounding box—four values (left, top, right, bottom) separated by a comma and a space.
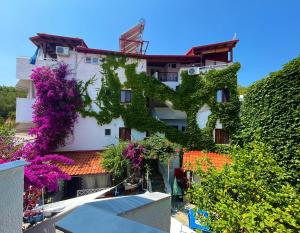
77, 187, 108, 197
157, 72, 178, 82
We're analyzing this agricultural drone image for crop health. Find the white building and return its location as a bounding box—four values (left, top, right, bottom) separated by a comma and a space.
16, 33, 239, 151
0, 160, 28, 233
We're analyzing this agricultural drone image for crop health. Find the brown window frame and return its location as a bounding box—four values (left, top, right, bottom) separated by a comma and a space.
215, 129, 230, 144
216, 88, 230, 103
119, 127, 131, 141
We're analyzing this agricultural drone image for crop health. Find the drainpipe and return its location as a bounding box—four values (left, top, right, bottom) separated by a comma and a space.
167, 159, 170, 183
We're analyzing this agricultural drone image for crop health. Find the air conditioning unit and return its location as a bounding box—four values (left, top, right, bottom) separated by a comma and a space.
187, 67, 200, 75
56, 46, 70, 56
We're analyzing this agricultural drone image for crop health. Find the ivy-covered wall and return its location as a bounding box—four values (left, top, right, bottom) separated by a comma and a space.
238, 56, 300, 185
78, 56, 240, 150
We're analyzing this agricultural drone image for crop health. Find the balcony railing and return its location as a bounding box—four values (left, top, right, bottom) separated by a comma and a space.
157, 72, 178, 82
77, 187, 108, 197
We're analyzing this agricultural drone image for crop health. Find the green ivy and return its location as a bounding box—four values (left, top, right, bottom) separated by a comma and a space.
78, 56, 240, 150
238, 56, 300, 186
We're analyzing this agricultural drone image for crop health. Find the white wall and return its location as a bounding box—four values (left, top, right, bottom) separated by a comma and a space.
121, 195, 171, 232
196, 104, 212, 129
17, 51, 147, 151
16, 98, 35, 123
58, 54, 147, 151
0, 161, 27, 233
196, 104, 224, 142
60, 116, 146, 151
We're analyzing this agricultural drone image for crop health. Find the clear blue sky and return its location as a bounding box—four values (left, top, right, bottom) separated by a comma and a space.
1, 0, 299, 87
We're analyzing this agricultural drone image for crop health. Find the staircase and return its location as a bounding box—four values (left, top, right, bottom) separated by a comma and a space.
148, 160, 165, 193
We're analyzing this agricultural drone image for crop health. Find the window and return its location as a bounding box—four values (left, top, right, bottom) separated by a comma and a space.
216, 88, 230, 103
105, 129, 111, 136
85, 57, 92, 63
182, 126, 186, 131
92, 57, 100, 64
119, 128, 131, 141
215, 129, 229, 144
170, 63, 176, 68
85, 57, 100, 64
120, 90, 132, 103
146, 131, 150, 137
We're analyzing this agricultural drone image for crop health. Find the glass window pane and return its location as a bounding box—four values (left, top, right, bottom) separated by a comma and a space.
216, 90, 222, 103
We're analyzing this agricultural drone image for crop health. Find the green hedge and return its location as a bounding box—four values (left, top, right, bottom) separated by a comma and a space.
238, 56, 300, 185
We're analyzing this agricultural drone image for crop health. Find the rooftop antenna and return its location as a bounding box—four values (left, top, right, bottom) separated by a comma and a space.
232, 32, 237, 40
119, 18, 149, 54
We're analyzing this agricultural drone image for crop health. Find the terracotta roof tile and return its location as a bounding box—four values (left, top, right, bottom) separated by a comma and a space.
182, 151, 232, 172
56, 151, 107, 176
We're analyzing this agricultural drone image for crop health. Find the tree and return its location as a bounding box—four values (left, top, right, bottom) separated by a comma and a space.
237, 84, 248, 95
101, 142, 129, 181
0, 86, 26, 120
190, 142, 300, 232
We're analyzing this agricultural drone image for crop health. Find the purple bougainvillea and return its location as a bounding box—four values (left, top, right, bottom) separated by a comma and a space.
13, 142, 73, 192
7, 63, 81, 193
29, 64, 82, 154
123, 143, 145, 168
1, 63, 82, 210
20, 63, 82, 191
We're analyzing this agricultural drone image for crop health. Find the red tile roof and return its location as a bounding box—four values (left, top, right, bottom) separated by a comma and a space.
182, 151, 232, 171
56, 151, 107, 176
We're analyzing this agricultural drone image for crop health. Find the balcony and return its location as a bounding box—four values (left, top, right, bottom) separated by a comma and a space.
196, 63, 229, 72
16, 57, 57, 80
157, 72, 178, 82
16, 98, 35, 123
180, 63, 230, 75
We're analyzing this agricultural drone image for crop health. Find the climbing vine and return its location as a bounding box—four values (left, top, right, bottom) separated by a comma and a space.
238, 56, 300, 186
78, 56, 240, 150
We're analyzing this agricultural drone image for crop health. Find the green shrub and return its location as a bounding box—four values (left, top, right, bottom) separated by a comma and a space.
190, 142, 300, 232
101, 142, 129, 181
238, 56, 300, 185
141, 135, 180, 162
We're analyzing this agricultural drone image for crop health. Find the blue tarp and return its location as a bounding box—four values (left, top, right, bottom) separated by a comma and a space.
30, 48, 39, 64
188, 209, 210, 233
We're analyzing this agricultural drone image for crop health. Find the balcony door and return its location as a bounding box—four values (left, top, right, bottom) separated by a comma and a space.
119, 127, 131, 141
215, 129, 229, 144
